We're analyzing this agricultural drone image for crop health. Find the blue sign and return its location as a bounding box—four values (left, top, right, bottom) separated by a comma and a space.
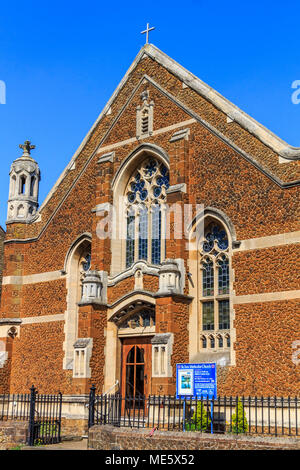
176, 363, 217, 399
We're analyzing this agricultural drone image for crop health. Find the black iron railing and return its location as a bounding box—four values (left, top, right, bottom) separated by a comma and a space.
88, 388, 299, 438
0, 386, 62, 446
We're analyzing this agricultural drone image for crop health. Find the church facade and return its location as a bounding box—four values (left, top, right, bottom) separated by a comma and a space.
0, 44, 299, 397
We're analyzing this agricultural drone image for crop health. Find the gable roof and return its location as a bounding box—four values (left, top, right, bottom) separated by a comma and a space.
39, 44, 299, 213
143, 45, 300, 161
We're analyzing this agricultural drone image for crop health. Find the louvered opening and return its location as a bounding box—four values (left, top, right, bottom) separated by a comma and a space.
141, 113, 149, 134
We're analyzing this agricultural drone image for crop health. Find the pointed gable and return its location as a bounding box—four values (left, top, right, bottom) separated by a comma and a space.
7, 44, 299, 242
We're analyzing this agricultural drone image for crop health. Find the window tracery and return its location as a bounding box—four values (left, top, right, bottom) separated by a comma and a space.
199, 222, 231, 351
125, 158, 169, 267
118, 309, 155, 329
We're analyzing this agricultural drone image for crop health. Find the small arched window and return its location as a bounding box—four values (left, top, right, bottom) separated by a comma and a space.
20, 175, 26, 195
30, 176, 35, 197
125, 158, 169, 267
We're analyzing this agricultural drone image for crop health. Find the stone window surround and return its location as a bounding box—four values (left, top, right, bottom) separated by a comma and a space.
200, 251, 231, 346
73, 338, 93, 379
124, 156, 169, 267
110, 143, 170, 276
63, 234, 92, 370
151, 333, 173, 378
188, 211, 236, 367
199, 220, 233, 353
136, 91, 154, 139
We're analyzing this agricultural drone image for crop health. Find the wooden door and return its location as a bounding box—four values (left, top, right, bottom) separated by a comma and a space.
121, 337, 152, 400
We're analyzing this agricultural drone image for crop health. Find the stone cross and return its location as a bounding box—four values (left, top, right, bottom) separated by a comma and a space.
19, 140, 36, 156
141, 23, 155, 45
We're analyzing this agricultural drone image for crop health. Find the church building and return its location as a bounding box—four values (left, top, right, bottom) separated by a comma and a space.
0, 44, 299, 397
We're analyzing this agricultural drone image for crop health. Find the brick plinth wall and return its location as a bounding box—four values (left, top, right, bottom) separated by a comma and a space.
0, 421, 28, 450
88, 425, 300, 451
61, 418, 88, 439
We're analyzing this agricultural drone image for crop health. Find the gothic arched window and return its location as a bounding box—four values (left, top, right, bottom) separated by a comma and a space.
125, 158, 169, 268
199, 222, 231, 350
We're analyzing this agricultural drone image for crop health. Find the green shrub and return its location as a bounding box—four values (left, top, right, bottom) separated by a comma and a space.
231, 399, 248, 434
185, 401, 211, 432
38, 422, 57, 436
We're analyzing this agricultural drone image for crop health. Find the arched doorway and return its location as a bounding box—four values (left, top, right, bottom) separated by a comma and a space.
111, 301, 155, 399
121, 337, 152, 399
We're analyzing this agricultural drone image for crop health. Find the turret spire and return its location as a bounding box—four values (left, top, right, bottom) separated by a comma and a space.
7, 141, 40, 224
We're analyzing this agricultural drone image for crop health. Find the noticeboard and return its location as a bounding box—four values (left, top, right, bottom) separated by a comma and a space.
176, 363, 217, 399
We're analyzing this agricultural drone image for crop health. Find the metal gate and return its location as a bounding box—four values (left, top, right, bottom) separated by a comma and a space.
28, 386, 63, 446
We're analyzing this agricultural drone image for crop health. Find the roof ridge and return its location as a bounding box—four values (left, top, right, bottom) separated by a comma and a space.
38, 43, 299, 215
145, 44, 300, 161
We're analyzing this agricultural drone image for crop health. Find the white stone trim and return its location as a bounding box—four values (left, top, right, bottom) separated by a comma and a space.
233, 290, 300, 305
151, 333, 173, 378
118, 326, 155, 337
107, 293, 156, 320
21, 314, 65, 324
97, 151, 115, 164
2, 270, 65, 286
142, 44, 300, 161
95, 119, 196, 156
0, 351, 8, 369
91, 202, 111, 214
169, 128, 190, 142
166, 183, 187, 194
73, 338, 93, 379
235, 231, 300, 251
0, 324, 21, 338
108, 260, 159, 286
136, 98, 154, 138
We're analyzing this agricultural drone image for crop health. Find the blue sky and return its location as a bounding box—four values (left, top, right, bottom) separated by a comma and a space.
0, 0, 299, 228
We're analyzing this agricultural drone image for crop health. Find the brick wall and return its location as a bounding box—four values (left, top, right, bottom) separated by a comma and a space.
88, 425, 300, 451
0, 226, 5, 302
0, 421, 28, 450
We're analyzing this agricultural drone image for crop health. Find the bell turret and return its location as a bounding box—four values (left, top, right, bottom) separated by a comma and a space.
7, 140, 40, 223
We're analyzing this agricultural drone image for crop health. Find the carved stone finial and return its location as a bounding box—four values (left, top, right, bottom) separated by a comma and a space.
157, 259, 181, 296
140, 90, 149, 102
19, 140, 36, 156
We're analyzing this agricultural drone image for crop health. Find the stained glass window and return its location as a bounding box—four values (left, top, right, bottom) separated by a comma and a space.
202, 302, 214, 331
126, 214, 135, 268
200, 221, 231, 352
138, 206, 148, 261
119, 309, 155, 329
202, 224, 228, 253
152, 205, 161, 265
218, 300, 230, 330
202, 258, 214, 296
218, 254, 229, 295
82, 253, 91, 272
125, 158, 169, 267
